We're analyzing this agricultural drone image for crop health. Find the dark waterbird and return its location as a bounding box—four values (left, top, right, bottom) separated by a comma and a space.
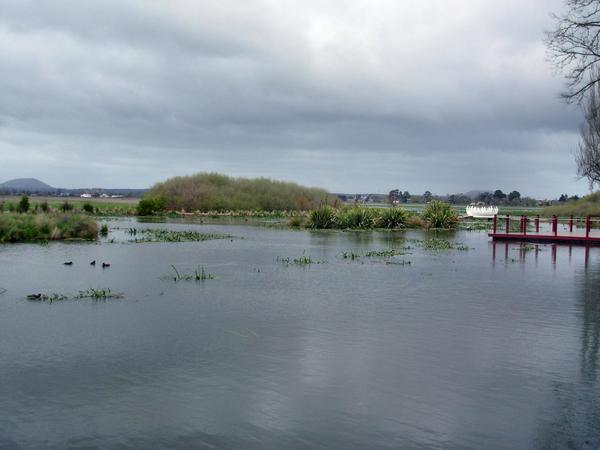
90, 260, 96, 266
102, 262, 110, 268
26, 294, 41, 300
63, 261, 73, 266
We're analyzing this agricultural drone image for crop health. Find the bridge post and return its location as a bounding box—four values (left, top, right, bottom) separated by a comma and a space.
569, 215, 574, 233
552, 215, 558, 236
535, 215, 540, 233
505, 214, 510, 234
492, 214, 497, 234
586, 215, 591, 239
523, 216, 527, 235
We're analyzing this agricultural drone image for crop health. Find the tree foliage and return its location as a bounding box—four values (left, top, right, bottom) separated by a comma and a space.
576, 81, 600, 187
547, 0, 600, 102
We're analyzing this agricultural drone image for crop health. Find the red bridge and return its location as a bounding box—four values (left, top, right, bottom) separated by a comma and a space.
489, 214, 600, 245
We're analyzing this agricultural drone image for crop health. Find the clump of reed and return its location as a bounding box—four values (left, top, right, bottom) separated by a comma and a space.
0, 213, 98, 243
170, 265, 215, 281
307, 205, 336, 229
421, 201, 458, 229
376, 207, 409, 229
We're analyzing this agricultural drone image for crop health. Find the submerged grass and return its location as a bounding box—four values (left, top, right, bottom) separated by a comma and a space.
26, 288, 123, 302
276, 253, 325, 266
127, 228, 232, 243
409, 238, 470, 251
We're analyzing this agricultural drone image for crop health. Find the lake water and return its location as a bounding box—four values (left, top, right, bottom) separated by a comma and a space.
0, 218, 599, 449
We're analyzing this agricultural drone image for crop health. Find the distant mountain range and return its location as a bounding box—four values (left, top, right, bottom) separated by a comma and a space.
0, 178, 146, 197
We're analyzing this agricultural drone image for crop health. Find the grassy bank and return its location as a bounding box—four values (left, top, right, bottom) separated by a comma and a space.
542, 192, 600, 217
301, 201, 458, 230
0, 196, 138, 216
0, 213, 98, 242
139, 173, 336, 215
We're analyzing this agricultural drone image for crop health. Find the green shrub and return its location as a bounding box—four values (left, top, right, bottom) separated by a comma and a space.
82, 202, 94, 214
376, 207, 409, 229
307, 205, 335, 229
287, 216, 305, 228
40, 201, 49, 213
422, 201, 458, 228
18, 195, 29, 213
60, 200, 73, 212
137, 197, 166, 216
335, 207, 377, 229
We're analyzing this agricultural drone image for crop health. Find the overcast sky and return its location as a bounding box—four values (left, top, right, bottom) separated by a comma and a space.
0, 0, 588, 197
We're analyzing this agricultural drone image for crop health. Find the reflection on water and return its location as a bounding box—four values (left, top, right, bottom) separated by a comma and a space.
0, 221, 599, 449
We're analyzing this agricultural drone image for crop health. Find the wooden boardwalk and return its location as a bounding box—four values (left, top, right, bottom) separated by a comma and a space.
489, 215, 600, 246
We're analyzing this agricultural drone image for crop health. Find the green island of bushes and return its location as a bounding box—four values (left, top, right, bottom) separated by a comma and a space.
137, 173, 336, 215
0, 213, 98, 242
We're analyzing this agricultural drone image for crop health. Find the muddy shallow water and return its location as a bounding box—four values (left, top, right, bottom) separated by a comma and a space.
0, 218, 598, 449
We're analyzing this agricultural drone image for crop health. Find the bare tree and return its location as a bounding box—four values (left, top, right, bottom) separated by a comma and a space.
547, 0, 600, 102
577, 80, 600, 186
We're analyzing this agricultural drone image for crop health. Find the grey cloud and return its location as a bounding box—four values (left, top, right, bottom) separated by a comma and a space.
0, 0, 588, 196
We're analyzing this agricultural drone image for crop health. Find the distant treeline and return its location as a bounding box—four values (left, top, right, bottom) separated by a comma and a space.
138, 173, 336, 214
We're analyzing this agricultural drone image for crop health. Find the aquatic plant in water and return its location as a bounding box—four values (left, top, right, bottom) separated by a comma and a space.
26, 288, 123, 302
422, 201, 458, 229
128, 228, 232, 243
170, 265, 215, 281
276, 254, 324, 266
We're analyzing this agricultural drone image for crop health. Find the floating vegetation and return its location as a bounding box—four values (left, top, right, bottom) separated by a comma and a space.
341, 250, 361, 260
517, 245, 543, 253
364, 249, 410, 257
409, 238, 470, 251
126, 228, 232, 243
0, 287, 6, 295
100, 224, 109, 237
276, 254, 324, 266
170, 265, 215, 281
76, 288, 123, 299
26, 288, 122, 302
385, 260, 412, 266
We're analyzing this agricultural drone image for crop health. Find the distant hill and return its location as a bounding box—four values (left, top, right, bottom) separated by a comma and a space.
0, 178, 56, 192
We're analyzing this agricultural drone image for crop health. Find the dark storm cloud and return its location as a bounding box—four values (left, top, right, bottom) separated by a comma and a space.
0, 0, 586, 196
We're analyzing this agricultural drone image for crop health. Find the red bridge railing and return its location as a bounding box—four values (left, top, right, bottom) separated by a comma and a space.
490, 214, 600, 243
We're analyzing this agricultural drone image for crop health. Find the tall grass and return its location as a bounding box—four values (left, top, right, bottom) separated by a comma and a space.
0, 213, 98, 242
542, 191, 600, 217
